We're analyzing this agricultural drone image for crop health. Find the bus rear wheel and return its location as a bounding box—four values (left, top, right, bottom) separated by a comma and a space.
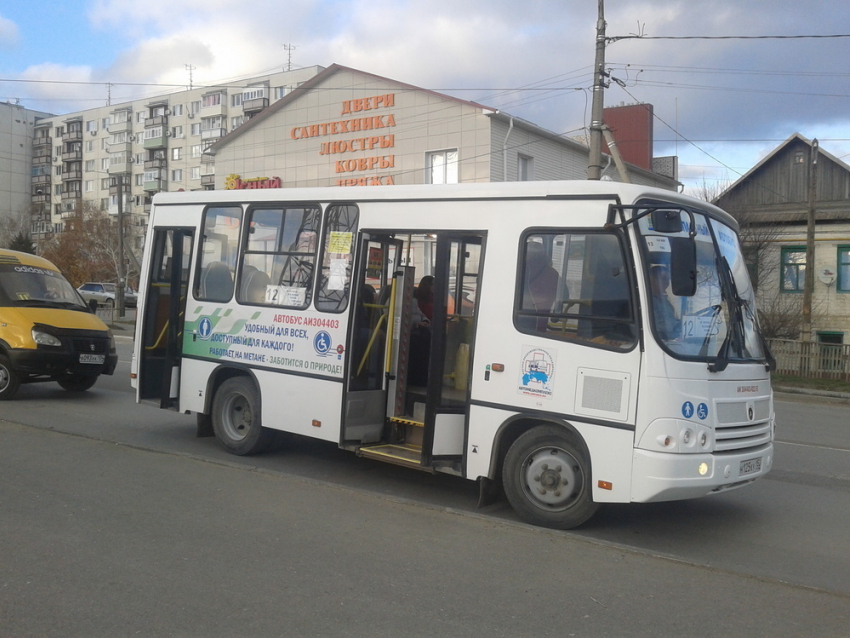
211, 376, 275, 456
503, 425, 599, 529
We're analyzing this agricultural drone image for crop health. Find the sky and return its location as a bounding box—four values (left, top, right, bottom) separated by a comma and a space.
2, 0, 850, 196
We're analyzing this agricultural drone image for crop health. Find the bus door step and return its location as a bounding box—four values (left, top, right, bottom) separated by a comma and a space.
358, 443, 432, 472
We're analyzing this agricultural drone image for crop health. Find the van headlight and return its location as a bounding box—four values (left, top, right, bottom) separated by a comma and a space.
32, 329, 62, 347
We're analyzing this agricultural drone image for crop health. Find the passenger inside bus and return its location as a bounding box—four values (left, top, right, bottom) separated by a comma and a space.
649, 263, 681, 340
520, 241, 559, 330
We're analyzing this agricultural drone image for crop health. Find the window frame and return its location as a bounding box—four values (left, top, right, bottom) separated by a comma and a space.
837, 245, 850, 292
513, 228, 637, 351
236, 203, 323, 309
780, 245, 807, 293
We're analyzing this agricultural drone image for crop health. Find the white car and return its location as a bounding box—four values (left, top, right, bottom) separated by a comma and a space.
77, 283, 138, 310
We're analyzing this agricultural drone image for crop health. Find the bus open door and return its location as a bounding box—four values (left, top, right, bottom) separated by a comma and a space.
345, 232, 483, 476
136, 228, 194, 408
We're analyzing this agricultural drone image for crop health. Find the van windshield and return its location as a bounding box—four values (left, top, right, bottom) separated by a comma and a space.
0, 263, 88, 310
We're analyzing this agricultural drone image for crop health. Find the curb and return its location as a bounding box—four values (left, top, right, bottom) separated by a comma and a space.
773, 385, 850, 403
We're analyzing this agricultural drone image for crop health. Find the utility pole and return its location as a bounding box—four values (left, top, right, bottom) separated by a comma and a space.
587, 0, 607, 180
116, 175, 126, 318
800, 138, 818, 343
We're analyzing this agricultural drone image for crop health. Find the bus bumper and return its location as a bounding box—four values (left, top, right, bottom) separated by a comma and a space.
630, 443, 773, 503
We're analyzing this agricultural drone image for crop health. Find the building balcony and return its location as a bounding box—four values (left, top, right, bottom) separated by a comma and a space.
108, 179, 131, 195
61, 169, 82, 181
144, 134, 167, 149
108, 160, 132, 175
143, 178, 167, 193
61, 194, 81, 211
31, 174, 51, 186
108, 119, 132, 134
201, 174, 215, 187
33, 154, 53, 166
109, 140, 133, 154
33, 135, 52, 147
32, 192, 51, 204
61, 149, 83, 162
62, 129, 83, 143
243, 97, 269, 114
201, 128, 226, 140
144, 114, 168, 127
144, 157, 167, 170
201, 103, 226, 117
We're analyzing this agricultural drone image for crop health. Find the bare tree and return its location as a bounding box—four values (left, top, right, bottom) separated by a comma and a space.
41, 201, 121, 287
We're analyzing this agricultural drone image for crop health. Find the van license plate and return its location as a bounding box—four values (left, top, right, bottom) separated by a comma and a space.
79, 354, 105, 364
739, 457, 762, 476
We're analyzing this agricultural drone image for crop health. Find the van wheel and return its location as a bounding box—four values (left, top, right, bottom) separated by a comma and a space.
0, 354, 21, 400
503, 425, 600, 529
211, 377, 275, 455
57, 374, 98, 392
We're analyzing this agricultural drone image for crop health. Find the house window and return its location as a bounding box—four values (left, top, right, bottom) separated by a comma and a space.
135, 173, 144, 187
190, 166, 201, 180
171, 125, 184, 138
86, 120, 97, 133
781, 246, 806, 292
172, 104, 184, 117
190, 101, 200, 114
172, 147, 182, 161
838, 246, 850, 292
427, 149, 458, 184
274, 86, 288, 100
191, 123, 201, 136
202, 93, 222, 108
518, 154, 534, 181
171, 169, 183, 182
231, 94, 243, 107
101, 158, 110, 171
85, 160, 95, 172
190, 144, 202, 158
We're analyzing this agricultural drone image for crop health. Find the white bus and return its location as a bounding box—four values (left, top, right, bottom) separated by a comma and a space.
131, 181, 775, 529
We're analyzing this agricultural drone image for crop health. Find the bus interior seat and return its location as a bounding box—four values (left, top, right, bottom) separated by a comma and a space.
241, 266, 271, 304
200, 261, 233, 302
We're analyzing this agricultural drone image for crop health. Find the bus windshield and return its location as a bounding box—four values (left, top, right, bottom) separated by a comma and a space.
638, 211, 765, 363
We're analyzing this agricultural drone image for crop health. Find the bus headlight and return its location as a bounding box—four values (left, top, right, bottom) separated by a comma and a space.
640, 419, 714, 453
32, 329, 62, 347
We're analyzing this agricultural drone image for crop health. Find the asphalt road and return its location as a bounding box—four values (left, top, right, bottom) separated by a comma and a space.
1, 337, 848, 636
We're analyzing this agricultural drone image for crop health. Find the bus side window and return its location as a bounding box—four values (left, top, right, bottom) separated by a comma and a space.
194, 206, 242, 302
515, 231, 636, 349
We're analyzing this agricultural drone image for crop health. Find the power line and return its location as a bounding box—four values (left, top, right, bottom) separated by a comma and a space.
610, 33, 850, 43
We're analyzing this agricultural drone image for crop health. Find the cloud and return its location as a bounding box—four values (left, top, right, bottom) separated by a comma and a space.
0, 13, 20, 48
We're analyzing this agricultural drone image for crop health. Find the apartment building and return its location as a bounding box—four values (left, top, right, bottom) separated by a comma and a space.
1, 101, 52, 229
29, 66, 324, 251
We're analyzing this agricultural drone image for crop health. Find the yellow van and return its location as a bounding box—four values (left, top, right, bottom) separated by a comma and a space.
0, 249, 117, 399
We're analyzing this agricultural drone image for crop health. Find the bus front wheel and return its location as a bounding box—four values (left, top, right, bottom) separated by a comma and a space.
0, 354, 21, 400
502, 425, 600, 529
211, 376, 275, 456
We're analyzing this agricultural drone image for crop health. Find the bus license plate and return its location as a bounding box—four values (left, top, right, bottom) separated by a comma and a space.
739, 457, 762, 476
79, 354, 105, 364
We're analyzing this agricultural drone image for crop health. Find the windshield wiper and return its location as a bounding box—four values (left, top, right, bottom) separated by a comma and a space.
708, 256, 743, 373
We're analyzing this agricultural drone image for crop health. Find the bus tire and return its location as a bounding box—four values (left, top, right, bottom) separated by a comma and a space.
0, 354, 21, 400
502, 425, 599, 529
57, 374, 98, 392
211, 376, 275, 456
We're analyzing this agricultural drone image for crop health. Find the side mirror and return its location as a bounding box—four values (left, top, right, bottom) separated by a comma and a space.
651, 209, 685, 234
669, 236, 697, 296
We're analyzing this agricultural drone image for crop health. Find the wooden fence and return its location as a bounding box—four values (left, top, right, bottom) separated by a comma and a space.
766, 339, 850, 381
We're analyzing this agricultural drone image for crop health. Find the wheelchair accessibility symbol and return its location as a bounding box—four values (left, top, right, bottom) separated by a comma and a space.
314, 330, 332, 356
